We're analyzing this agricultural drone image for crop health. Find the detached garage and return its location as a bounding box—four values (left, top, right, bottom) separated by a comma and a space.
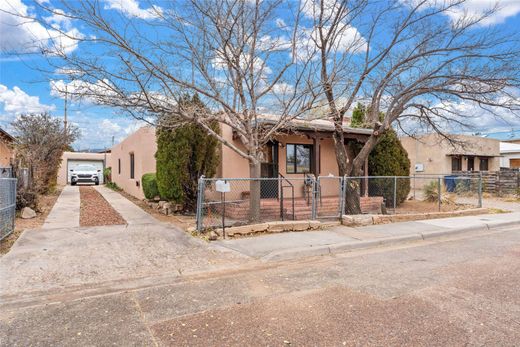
57, 151, 110, 185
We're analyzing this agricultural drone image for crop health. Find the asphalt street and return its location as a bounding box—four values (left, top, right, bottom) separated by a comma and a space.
1, 226, 519, 346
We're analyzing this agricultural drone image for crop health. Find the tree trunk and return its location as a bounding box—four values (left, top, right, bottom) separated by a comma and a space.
333, 129, 362, 214
332, 129, 349, 177
249, 159, 261, 223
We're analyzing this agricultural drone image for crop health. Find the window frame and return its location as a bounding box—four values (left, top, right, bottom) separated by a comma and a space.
479, 158, 489, 171
451, 156, 462, 172
129, 153, 135, 179
286, 143, 313, 174
118, 158, 121, 175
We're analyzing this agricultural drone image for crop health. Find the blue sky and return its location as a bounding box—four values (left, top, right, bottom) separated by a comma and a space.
1, 0, 520, 150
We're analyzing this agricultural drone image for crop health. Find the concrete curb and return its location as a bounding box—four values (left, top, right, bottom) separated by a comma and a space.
262, 219, 519, 261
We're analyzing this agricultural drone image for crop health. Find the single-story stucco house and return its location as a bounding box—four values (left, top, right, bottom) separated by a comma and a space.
57, 151, 110, 185
0, 127, 15, 169
500, 142, 520, 169
107, 118, 373, 200
400, 133, 501, 175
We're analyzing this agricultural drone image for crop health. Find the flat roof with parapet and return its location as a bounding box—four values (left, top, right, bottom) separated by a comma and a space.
254, 115, 373, 135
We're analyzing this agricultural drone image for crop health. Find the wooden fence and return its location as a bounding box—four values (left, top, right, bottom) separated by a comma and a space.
456, 169, 520, 196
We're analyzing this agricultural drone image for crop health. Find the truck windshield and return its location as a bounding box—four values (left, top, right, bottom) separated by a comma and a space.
75, 165, 97, 171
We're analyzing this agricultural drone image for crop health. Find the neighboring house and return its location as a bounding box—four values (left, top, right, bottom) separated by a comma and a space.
401, 133, 500, 175
482, 130, 520, 145
0, 127, 15, 168
57, 151, 110, 185
109, 126, 157, 199
109, 119, 372, 200
500, 142, 520, 169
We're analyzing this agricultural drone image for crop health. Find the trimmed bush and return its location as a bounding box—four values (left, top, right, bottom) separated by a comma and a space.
367, 130, 411, 206
142, 173, 159, 199
155, 94, 219, 211
350, 104, 411, 207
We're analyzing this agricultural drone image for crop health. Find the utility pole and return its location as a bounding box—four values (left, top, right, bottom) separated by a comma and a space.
63, 86, 68, 135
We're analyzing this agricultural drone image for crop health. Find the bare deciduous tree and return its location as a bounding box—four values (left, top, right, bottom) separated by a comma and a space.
305, 0, 520, 212
7, 0, 317, 221
12, 113, 80, 195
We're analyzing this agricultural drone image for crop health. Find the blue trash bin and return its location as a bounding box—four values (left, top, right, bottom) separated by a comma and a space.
444, 175, 457, 192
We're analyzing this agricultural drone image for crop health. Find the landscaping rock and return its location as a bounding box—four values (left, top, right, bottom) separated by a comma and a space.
353, 215, 374, 226
21, 207, 37, 219
153, 196, 161, 202
342, 215, 373, 226
158, 201, 167, 208
268, 221, 294, 232
309, 220, 321, 230
208, 231, 218, 241
226, 223, 269, 236
291, 221, 311, 231
163, 202, 171, 210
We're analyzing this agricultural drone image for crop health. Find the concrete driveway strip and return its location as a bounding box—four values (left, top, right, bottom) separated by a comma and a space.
94, 185, 157, 225
42, 185, 80, 229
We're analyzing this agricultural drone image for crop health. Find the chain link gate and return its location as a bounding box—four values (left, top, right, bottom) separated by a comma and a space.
315, 176, 345, 220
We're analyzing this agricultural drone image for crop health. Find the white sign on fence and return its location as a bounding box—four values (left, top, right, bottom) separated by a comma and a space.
215, 180, 231, 193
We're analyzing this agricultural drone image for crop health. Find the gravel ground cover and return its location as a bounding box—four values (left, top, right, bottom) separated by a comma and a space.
79, 186, 126, 227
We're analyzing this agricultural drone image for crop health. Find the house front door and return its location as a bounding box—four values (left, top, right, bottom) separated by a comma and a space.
260, 141, 279, 198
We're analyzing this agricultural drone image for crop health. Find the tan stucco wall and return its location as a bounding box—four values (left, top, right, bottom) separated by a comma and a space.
0, 139, 13, 167
57, 152, 109, 185
401, 133, 500, 175
218, 124, 341, 198
109, 126, 157, 199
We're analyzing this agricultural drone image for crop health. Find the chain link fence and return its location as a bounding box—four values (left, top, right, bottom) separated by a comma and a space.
196, 174, 483, 231
1, 167, 13, 178
344, 175, 482, 215
0, 178, 17, 241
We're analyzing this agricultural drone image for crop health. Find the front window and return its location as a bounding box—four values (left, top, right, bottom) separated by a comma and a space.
286, 144, 312, 174
479, 158, 489, 171
130, 153, 135, 179
451, 156, 462, 172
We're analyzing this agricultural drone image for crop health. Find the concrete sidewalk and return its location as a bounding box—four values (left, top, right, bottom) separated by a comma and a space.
215, 212, 520, 261
42, 185, 80, 229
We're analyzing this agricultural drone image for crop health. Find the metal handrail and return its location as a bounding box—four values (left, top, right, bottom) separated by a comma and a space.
278, 173, 295, 221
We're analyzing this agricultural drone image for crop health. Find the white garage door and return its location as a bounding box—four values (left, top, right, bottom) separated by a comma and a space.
67, 160, 105, 184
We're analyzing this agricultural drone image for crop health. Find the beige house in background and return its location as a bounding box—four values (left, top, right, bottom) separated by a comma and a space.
108, 119, 372, 200
401, 133, 500, 175
57, 151, 109, 185
0, 128, 15, 168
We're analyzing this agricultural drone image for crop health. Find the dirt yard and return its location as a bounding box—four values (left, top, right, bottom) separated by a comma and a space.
1, 188, 62, 255
79, 186, 126, 227
395, 200, 474, 214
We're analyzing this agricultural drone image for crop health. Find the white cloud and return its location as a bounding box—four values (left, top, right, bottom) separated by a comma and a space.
0, 84, 55, 115
270, 82, 295, 95
400, 0, 520, 26
293, 25, 367, 62
0, 0, 83, 54
104, 0, 163, 19
100, 119, 122, 133
50, 79, 117, 103
44, 9, 73, 30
